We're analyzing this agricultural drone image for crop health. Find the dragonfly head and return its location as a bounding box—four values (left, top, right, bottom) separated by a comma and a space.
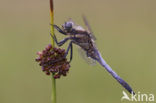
62, 19, 74, 33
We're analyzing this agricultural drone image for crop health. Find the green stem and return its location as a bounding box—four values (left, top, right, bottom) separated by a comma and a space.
49, 0, 56, 103
51, 74, 56, 103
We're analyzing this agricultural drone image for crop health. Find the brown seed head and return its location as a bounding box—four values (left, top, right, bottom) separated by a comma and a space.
35, 44, 70, 79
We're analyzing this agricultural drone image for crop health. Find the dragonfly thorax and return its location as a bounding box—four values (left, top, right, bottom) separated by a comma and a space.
73, 25, 86, 32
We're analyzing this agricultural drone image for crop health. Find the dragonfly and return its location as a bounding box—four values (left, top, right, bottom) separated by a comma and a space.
51, 16, 134, 94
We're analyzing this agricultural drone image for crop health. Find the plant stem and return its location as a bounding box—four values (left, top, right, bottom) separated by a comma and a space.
49, 0, 56, 103
50, 0, 55, 45
51, 74, 56, 103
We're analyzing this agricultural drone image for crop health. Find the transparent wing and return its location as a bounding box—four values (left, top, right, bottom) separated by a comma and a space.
78, 47, 96, 66
82, 15, 96, 40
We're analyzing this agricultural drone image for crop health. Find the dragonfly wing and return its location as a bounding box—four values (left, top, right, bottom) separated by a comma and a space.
82, 15, 96, 40
78, 47, 96, 66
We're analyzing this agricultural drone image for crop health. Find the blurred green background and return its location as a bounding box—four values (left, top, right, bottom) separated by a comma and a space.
0, 0, 156, 103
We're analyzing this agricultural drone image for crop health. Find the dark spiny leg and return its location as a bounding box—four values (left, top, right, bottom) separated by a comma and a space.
65, 41, 73, 62
50, 33, 70, 46
53, 36, 70, 47
69, 42, 73, 62
54, 25, 66, 35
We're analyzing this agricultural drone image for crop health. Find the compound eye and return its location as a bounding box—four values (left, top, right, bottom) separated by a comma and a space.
65, 22, 72, 29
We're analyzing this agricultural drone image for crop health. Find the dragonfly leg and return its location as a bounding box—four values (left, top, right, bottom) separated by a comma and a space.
50, 33, 70, 46
48, 41, 73, 64
54, 25, 66, 35
64, 41, 73, 63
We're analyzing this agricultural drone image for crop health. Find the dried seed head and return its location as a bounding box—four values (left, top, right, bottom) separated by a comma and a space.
35, 44, 70, 79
